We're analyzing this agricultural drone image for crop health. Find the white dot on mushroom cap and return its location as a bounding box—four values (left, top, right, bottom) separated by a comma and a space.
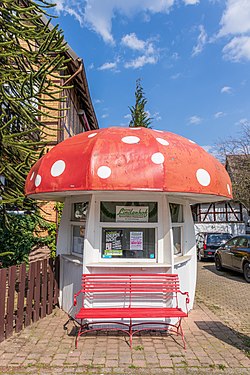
88, 133, 97, 138
196, 169, 211, 186
156, 138, 169, 146
97, 166, 112, 179
130, 127, 141, 130
51, 160, 66, 177
30, 172, 34, 181
227, 184, 231, 194
122, 136, 140, 144
151, 152, 165, 164
35, 174, 42, 187
189, 139, 196, 144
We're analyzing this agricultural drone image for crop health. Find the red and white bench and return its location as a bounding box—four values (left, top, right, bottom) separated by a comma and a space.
74, 273, 189, 349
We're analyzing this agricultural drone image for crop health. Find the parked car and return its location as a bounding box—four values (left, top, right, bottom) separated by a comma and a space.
196, 232, 232, 261
214, 235, 250, 283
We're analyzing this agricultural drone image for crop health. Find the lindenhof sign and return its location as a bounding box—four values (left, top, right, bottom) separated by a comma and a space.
116, 206, 149, 222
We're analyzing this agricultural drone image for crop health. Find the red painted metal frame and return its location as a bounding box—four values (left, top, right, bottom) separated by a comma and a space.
74, 274, 189, 349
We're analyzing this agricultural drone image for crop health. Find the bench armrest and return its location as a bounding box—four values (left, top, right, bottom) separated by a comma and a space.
74, 289, 83, 306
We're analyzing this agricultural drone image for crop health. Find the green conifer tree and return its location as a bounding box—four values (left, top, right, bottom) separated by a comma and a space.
0, 0, 69, 209
129, 79, 152, 128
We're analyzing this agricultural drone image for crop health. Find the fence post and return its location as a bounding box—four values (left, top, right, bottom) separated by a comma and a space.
47, 259, 53, 315
54, 256, 60, 305
25, 262, 35, 327
5, 265, 16, 339
16, 263, 26, 333
33, 261, 41, 322
41, 259, 47, 319
0, 268, 7, 342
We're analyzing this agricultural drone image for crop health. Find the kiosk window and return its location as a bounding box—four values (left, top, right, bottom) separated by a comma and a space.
169, 203, 184, 256
71, 201, 89, 256
72, 225, 85, 255
100, 202, 158, 223
102, 228, 155, 259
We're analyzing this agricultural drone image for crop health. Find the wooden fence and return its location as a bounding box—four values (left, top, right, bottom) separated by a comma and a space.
0, 257, 60, 343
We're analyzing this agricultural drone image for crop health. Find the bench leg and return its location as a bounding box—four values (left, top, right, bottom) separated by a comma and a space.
176, 318, 186, 350
129, 318, 133, 348
75, 319, 83, 349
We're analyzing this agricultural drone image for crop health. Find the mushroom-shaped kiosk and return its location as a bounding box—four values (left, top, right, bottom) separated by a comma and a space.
25, 127, 232, 316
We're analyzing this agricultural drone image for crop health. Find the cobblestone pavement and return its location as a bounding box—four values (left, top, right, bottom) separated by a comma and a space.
196, 261, 250, 337
0, 262, 249, 375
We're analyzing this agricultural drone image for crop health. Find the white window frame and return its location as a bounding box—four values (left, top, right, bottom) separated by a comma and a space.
70, 198, 90, 257
96, 196, 161, 263
169, 201, 184, 257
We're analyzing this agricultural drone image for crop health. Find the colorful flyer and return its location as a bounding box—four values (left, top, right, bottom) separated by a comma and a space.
130, 231, 143, 251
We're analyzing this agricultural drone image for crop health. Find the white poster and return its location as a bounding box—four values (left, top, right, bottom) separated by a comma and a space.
116, 206, 149, 222
130, 232, 143, 251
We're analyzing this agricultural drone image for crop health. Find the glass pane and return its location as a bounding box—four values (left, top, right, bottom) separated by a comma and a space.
100, 202, 158, 223
72, 202, 89, 221
170, 203, 183, 223
72, 225, 85, 254
173, 227, 182, 255
102, 228, 156, 259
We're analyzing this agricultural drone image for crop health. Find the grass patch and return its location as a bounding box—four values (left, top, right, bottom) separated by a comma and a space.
134, 345, 144, 351
218, 364, 226, 370
128, 364, 138, 369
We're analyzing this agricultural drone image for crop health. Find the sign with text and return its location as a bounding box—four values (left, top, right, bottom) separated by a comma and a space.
116, 206, 149, 222
104, 229, 123, 257
130, 231, 143, 251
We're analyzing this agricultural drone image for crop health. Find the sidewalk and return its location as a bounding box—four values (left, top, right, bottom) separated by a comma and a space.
0, 301, 249, 375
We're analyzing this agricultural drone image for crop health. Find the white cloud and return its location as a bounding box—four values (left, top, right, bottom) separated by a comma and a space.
98, 62, 117, 71
215, 1, 250, 62
153, 112, 162, 121
235, 118, 249, 126
171, 52, 180, 60
170, 73, 181, 80
101, 113, 109, 118
94, 99, 102, 104
124, 114, 132, 119
183, 0, 200, 5
223, 36, 250, 62
121, 33, 157, 54
214, 111, 226, 118
221, 86, 232, 94
202, 145, 213, 152
192, 25, 207, 56
121, 33, 145, 50
83, 0, 174, 44
218, 0, 250, 37
124, 55, 158, 69
202, 145, 219, 158
188, 115, 202, 125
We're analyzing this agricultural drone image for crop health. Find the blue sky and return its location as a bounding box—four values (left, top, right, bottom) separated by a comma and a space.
51, 0, 250, 153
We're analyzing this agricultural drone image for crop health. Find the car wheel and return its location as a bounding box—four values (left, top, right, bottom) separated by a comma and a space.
215, 255, 223, 271
243, 262, 250, 283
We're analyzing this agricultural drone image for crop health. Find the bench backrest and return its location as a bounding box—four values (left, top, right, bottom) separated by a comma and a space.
79, 274, 181, 308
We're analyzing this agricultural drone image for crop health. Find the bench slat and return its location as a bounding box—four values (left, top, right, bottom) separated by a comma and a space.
76, 307, 188, 319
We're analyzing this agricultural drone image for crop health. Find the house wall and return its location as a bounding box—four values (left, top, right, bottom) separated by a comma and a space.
192, 201, 248, 235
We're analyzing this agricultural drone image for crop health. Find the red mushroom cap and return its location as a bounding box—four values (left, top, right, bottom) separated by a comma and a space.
25, 127, 232, 201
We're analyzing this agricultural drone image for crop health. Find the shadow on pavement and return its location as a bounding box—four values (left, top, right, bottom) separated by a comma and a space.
201, 264, 247, 284
195, 320, 250, 353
